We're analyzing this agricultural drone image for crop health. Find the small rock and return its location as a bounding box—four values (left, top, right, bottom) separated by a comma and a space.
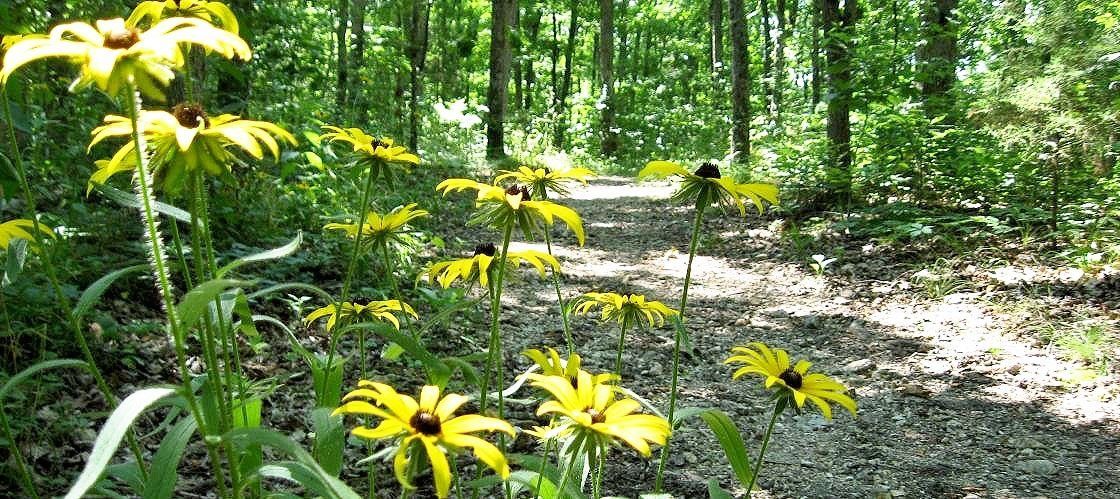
847, 320, 868, 334
764, 308, 790, 318
899, 384, 932, 398
844, 358, 875, 374
1014, 459, 1057, 476
734, 318, 747, 326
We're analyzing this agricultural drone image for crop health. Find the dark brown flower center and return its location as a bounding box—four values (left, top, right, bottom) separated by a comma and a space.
779, 368, 803, 389
695, 162, 722, 179
586, 408, 606, 424
371, 139, 389, 149
103, 29, 140, 50
505, 184, 532, 201
473, 242, 497, 257
171, 103, 208, 128
409, 411, 442, 435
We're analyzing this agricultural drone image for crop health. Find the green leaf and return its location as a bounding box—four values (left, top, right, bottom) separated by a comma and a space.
142, 416, 198, 499
311, 407, 345, 477
2, 238, 28, 287
706, 479, 733, 499
217, 232, 303, 278
305, 151, 325, 170
226, 428, 360, 499
73, 264, 147, 321
699, 409, 754, 489
177, 279, 252, 329
505, 453, 587, 499
65, 387, 178, 499
0, 358, 89, 401
91, 183, 191, 223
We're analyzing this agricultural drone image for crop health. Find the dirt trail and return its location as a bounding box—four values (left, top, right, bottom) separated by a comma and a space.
495, 176, 1120, 498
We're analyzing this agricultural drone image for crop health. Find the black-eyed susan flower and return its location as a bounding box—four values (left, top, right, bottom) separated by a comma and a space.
0, 17, 249, 98
87, 103, 296, 193
638, 160, 779, 215
320, 126, 419, 182
436, 179, 586, 245
426, 242, 560, 289
323, 203, 428, 248
573, 292, 678, 329
522, 347, 615, 386
333, 382, 515, 498
0, 218, 53, 249
128, 0, 239, 34
495, 165, 594, 199
725, 342, 857, 419
529, 371, 670, 457
304, 299, 417, 332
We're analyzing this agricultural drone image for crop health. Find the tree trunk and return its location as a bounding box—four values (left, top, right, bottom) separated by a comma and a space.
512, 5, 522, 113
811, 0, 821, 106
760, 0, 773, 116
553, 0, 579, 149
774, 0, 788, 125
349, 0, 368, 123
487, 0, 516, 159
729, 0, 751, 165
407, 0, 432, 150
599, 0, 618, 156
917, 0, 959, 121
524, 7, 542, 110
335, 0, 350, 112
710, 0, 724, 74
551, 11, 560, 108
822, 0, 858, 202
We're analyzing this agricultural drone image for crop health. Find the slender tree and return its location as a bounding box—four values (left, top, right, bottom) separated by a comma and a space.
349, 0, 368, 123
811, 0, 822, 106
553, 0, 579, 149
524, 7, 542, 110
710, 0, 724, 75
917, 0, 959, 121
729, 0, 752, 165
599, 0, 618, 156
487, 0, 516, 159
822, 0, 859, 202
760, 0, 773, 116
335, 0, 350, 111
407, 0, 433, 149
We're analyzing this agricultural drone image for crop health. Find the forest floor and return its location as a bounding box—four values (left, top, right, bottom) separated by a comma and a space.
25, 175, 1120, 498
447, 175, 1120, 498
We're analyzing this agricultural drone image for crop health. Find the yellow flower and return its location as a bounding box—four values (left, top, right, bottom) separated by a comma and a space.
529, 371, 670, 457
725, 342, 857, 419
436, 179, 585, 245
333, 382, 515, 498
0, 218, 54, 249
522, 347, 614, 385
320, 126, 419, 182
638, 160, 779, 216
0, 17, 249, 98
304, 300, 417, 332
573, 292, 678, 329
87, 103, 296, 194
128, 0, 240, 34
494, 165, 594, 199
323, 203, 428, 248
426, 242, 560, 289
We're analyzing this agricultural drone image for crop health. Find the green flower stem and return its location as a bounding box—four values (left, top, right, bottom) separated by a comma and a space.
326, 158, 380, 385
592, 442, 606, 499
542, 228, 575, 355
614, 315, 631, 382
0, 403, 38, 498
532, 432, 557, 499
1, 86, 149, 480
123, 82, 230, 497
379, 240, 416, 340
746, 401, 784, 493
654, 203, 707, 492
479, 222, 514, 416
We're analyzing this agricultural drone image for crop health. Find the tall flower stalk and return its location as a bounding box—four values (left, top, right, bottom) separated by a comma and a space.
638, 160, 778, 491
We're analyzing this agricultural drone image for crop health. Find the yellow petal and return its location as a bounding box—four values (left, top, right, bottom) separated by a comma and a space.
637, 160, 689, 179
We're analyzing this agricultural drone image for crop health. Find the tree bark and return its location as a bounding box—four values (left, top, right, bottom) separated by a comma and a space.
598, 0, 618, 156
407, 0, 432, 150
729, 0, 751, 165
710, 0, 724, 74
553, 0, 579, 149
760, 0, 773, 116
349, 0, 368, 123
487, 0, 516, 159
524, 7, 542, 110
512, 5, 522, 112
811, 0, 821, 106
335, 0, 350, 112
917, 0, 959, 121
774, 0, 788, 124
822, 0, 858, 201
